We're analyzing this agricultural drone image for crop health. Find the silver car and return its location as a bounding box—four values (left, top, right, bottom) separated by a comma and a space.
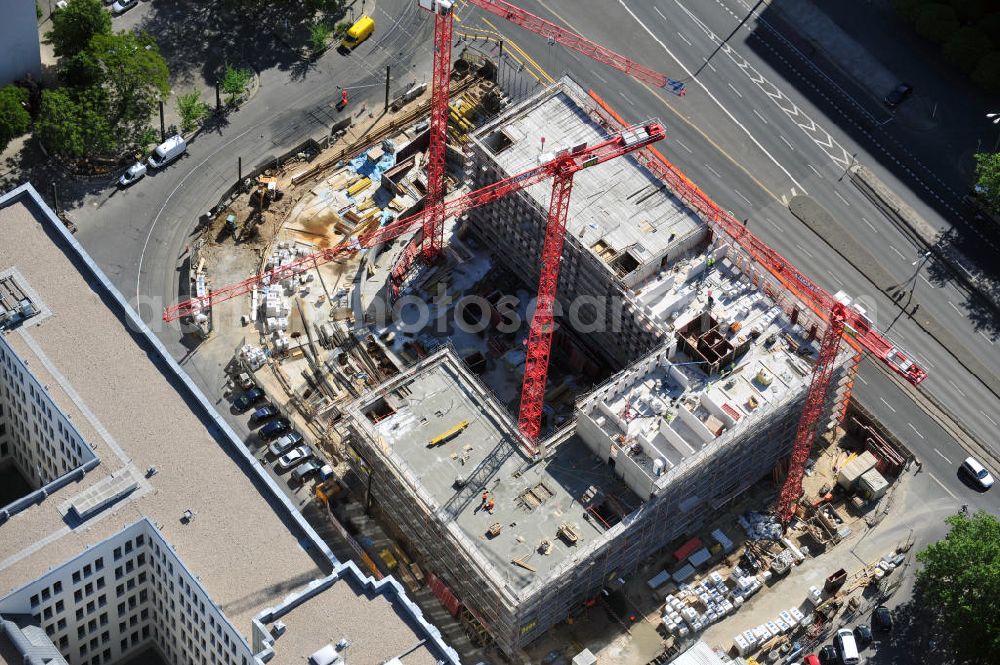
276, 445, 313, 472
268, 431, 303, 457
961, 457, 994, 490
111, 0, 138, 15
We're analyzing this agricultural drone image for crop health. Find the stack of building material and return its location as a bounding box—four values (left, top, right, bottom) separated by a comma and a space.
739, 511, 782, 540
239, 344, 268, 370
837, 450, 878, 490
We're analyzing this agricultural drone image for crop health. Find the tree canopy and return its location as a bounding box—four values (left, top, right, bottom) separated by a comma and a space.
38, 30, 169, 159
46, 0, 111, 58
973, 152, 1000, 214
0, 85, 32, 152
916, 511, 1000, 664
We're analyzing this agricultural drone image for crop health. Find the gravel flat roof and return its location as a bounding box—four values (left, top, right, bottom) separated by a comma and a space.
0, 192, 445, 662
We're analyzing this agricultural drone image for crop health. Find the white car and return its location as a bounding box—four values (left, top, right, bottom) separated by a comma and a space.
961, 457, 994, 490
118, 161, 146, 187
276, 445, 313, 472
111, 0, 138, 15
268, 431, 303, 457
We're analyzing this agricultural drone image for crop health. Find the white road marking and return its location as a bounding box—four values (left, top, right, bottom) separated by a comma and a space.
879, 397, 896, 413
948, 300, 961, 314
781, 194, 788, 205
752, 108, 768, 124
807, 163, 822, 177
734, 189, 752, 206
765, 217, 780, 230
676, 139, 693, 153
790, 187, 797, 196
833, 190, 851, 206
617, 0, 807, 193
855, 373, 868, 385
982, 410, 999, 426
920, 274, 935, 287
702, 58, 717, 73
794, 243, 814, 258
928, 472, 958, 500
907, 422, 925, 439
655, 6, 668, 20
978, 330, 994, 345
933, 448, 953, 465
592, 70, 608, 84
727, 82, 743, 98
826, 269, 843, 286
779, 135, 793, 149
861, 216, 877, 233
947, 379, 967, 397
619, 91, 636, 107
916, 353, 935, 369
705, 163, 722, 178
889, 245, 905, 260
677, 31, 693, 46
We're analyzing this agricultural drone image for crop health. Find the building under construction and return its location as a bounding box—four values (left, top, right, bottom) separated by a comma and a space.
343, 78, 856, 656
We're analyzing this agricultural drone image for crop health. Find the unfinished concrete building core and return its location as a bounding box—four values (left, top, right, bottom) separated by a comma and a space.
464, 77, 704, 369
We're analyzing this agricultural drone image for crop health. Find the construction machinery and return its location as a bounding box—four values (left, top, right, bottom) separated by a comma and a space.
428, 420, 471, 447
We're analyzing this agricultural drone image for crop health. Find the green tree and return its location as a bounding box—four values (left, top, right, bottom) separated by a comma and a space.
0, 85, 32, 152
973, 152, 1000, 213
972, 52, 1000, 93
914, 3, 960, 43
221, 65, 253, 106
916, 512, 1000, 664
943, 27, 993, 74
45, 0, 111, 58
176, 92, 210, 133
334, 19, 352, 37
86, 31, 170, 147
35, 88, 114, 159
309, 21, 332, 53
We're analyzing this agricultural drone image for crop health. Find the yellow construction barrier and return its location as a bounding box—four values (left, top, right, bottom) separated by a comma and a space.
428, 420, 470, 447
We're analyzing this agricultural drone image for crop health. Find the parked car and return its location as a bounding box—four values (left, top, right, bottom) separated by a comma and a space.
834, 628, 860, 665
802, 655, 820, 665
249, 404, 278, 425
233, 388, 265, 412
268, 431, 304, 457
111, 0, 138, 14
340, 15, 375, 50
118, 161, 146, 187
290, 459, 323, 484
883, 83, 912, 108
853, 623, 873, 648
147, 135, 187, 169
259, 419, 292, 441
872, 605, 893, 633
276, 445, 313, 472
817, 645, 838, 665
960, 456, 995, 490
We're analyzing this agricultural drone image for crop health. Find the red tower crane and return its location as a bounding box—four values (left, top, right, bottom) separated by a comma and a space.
586, 92, 926, 524
406, 0, 685, 269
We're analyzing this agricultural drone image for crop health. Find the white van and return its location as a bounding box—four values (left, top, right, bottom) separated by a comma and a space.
147, 135, 187, 169
834, 628, 859, 664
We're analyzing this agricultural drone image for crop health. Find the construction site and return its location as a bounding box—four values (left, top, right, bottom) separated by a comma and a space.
161, 2, 930, 663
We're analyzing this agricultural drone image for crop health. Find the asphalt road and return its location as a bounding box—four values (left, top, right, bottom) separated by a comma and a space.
453, 0, 1000, 469
57, 0, 995, 511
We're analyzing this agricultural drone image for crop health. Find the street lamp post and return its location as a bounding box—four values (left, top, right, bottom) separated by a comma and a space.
989, 113, 1000, 151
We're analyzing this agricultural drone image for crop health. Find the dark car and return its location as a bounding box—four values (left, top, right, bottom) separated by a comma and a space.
259, 418, 291, 440
233, 388, 265, 412
872, 605, 893, 633
818, 645, 839, 665
853, 623, 873, 648
290, 458, 323, 485
884, 83, 912, 108
249, 404, 279, 425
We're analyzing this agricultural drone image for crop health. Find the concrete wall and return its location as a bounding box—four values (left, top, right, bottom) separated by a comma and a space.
0, 0, 41, 85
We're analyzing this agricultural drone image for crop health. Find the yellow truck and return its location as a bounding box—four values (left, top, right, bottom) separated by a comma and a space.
427, 420, 470, 447
341, 15, 375, 49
